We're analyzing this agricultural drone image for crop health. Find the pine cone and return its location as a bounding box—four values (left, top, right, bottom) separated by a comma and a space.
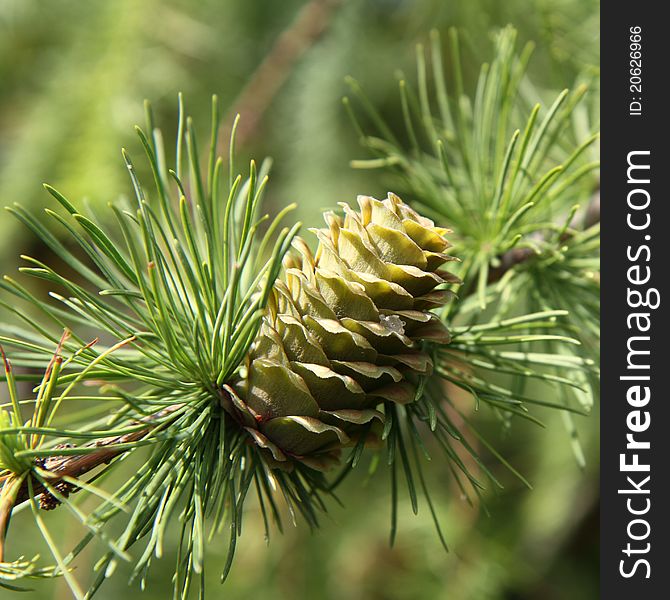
226, 193, 459, 470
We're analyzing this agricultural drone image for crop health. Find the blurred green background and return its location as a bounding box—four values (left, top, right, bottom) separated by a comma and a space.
0, 1, 598, 598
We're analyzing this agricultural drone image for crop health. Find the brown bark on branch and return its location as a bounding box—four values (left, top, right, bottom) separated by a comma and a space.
9, 405, 182, 507
220, 0, 344, 148
488, 190, 600, 284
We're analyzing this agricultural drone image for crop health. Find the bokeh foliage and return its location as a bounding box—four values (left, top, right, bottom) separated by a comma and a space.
0, 1, 598, 599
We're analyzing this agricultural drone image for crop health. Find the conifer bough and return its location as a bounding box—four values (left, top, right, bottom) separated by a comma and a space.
0, 90, 591, 598
229, 193, 459, 470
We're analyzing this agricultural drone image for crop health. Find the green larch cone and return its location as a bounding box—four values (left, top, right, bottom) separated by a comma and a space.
225, 193, 460, 470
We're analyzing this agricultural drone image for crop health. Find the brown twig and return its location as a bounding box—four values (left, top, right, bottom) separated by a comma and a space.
488, 191, 600, 284
10, 405, 182, 507
0, 428, 151, 563
0, 476, 24, 561
220, 0, 344, 149
584, 189, 600, 229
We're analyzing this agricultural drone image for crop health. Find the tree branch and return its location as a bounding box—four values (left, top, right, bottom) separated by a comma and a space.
220, 0, 344, 148
489, 190, 600, 284
6, 193, 600, 510
10, 405, 182, 507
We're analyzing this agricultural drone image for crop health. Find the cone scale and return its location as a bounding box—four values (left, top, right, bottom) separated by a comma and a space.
226, 193, 459, 469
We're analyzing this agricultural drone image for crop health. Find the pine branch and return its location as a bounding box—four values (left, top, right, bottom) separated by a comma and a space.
11, 405, 181, 507
11, 382, 249, 508
345, 26, 600, 313
0, 77, 597, 596
489, 189, 600, 284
